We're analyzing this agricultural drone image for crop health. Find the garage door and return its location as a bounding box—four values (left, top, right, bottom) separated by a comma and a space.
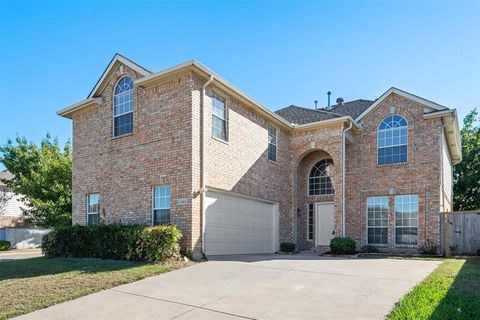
204, 191, 277, 255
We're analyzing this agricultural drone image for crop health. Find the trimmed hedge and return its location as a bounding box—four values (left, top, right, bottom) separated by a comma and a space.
329, 237, 356, 254
41, 224, 182, 262
0, 240, 11, 251
280, 242, 296, 253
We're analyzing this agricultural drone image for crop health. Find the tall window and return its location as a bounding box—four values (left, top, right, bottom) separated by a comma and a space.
153, 186, 171, 225
367, 196, 388, 245
308, 159, 334, 195
267, 124, 277, 162
395, 195, 419, 245
113, 76, 134, 136
212, 94, 227, 140
86, 193, 100, 225
377, 115, 408, 165
307, 203, 314, 241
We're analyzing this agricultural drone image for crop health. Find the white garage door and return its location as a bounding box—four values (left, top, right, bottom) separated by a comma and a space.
205, 191, 277, 256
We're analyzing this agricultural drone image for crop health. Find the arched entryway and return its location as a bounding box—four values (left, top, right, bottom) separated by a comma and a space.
296, 149, 340, 251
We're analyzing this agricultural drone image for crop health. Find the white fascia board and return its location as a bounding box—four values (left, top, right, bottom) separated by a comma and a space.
292, 116, 359, 131
88, 54, 152, 99
356, 87, 449, 121
57, 97, 102, 118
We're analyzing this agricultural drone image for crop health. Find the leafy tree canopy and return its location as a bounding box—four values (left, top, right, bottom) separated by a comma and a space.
454, 108, 480, 211
0, 134, 72, 228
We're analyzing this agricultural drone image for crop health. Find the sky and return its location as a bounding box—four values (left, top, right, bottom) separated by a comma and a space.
1, 0, 479, 169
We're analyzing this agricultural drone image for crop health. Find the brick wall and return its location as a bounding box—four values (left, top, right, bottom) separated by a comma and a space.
344, 94, 443, 252
70, 63, 447, 254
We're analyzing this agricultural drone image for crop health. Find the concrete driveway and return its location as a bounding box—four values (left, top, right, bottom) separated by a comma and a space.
15, 254, 440, 320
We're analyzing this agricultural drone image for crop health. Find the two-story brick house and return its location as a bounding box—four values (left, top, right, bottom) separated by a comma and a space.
57, 54, 461, 257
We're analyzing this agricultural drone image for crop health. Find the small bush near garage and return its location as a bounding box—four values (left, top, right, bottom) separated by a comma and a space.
280, 242, 296, 253
0, 240, 11, 251
330, 237, 356, 254
360, 245, 380, 253
42, 224, 182, 262
419, 239, 439, 256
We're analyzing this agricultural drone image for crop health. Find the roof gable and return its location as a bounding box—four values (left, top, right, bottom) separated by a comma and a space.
88, 53, 151, 98
356, 87, 448, 121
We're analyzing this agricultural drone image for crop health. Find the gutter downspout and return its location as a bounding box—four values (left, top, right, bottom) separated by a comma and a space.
342, 121, 353, 237
440, 118, 455, 211
200, 75, 214, 255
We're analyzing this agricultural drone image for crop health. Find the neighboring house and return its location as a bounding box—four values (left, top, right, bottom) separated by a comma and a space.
57, 54, 461, 256
0, 170, 26, 228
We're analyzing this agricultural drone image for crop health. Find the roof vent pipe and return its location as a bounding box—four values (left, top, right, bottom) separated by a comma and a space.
336, 97, 344, 106
314, 100, 318, 110
327, 91, 331, 107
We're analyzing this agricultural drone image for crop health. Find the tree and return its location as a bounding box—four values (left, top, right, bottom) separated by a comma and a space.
0, 134, 72, 228
0, 190, 13, 214
453, 108, 480, 211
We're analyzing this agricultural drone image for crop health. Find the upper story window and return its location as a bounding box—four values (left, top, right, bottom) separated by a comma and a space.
113, 76, 134, 137
377, 115, 408, 165
86, 193, 100, 225
212, 94, 227, 141
308, 159, 334, 195
267, 124, 277, 162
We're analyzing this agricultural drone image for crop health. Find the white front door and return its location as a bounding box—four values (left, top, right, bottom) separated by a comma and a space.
315, 202, 335, 246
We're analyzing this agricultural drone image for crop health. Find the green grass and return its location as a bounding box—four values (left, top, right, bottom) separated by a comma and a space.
0, 257, 190, 320
388, 258, 480, 320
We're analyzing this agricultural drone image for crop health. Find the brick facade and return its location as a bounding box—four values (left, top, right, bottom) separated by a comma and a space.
67, 59, 454, 254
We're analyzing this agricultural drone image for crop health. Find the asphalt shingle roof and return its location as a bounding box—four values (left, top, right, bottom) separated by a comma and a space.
274, 105, 341, 125
274, 99, 374, 125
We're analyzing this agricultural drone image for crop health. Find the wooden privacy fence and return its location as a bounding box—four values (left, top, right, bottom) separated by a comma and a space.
440, 211, 480, 256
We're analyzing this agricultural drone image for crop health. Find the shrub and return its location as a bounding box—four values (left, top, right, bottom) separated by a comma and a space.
329, 237, 356, 254
360, 245, 380, 253
419, 239, 439, 255
42, 224, 182, 262
0, 240, 11, 251
280, 242, 296, 253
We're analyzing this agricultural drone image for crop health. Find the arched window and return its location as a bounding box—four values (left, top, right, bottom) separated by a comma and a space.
377, 115, 408, 165
308, 159, 334, 195
113, 76, 134, 136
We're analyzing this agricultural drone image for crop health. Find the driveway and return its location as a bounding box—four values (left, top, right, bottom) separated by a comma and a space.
0, 248, 42, 263
15, 254, 440, 320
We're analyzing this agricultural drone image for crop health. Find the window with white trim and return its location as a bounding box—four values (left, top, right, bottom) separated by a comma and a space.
377, 115, 408, 165
267, 124, 277, 162
367, 196, 388, 245
86, 193, 100, 225
212, 94, 227, 140
307, 203, 314, 241
394, 195, 419, 245
153, 186, 171, 225
113, 76, 134, 136
308, 159, 334, 195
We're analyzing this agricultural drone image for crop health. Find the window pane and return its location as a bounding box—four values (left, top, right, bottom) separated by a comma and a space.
395, 195, 419, 245
308, 159, 334, 195
377, 115, 408, 165
307, 203, 314, 240
212, 115, 226, 140
114, 112, 133, 136
153, 209, 170, 225
366, 196, 388, 245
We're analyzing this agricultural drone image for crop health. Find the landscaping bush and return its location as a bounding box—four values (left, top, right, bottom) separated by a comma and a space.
280, 242, 296, 253
0, 240, 11, 251
329, 237, 356, 254
360, 245, 380, 253
42, 224, 182, 262
419, 239, 439, 255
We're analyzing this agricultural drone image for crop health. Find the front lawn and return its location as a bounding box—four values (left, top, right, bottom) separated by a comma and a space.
0, 257, 190, 320
388, 258, 480, 320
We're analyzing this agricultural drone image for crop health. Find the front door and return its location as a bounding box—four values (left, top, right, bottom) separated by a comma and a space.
315, 202, 335, 246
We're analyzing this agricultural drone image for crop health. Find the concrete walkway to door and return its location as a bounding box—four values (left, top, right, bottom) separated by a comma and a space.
15, 253, 440, 320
